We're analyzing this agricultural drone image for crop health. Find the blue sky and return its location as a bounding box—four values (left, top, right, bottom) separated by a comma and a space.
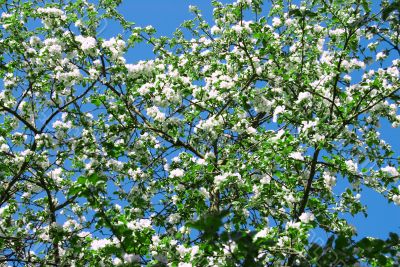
111, 1, 400, 240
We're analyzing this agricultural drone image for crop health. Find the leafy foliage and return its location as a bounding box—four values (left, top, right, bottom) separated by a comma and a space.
0, 0, 399, 266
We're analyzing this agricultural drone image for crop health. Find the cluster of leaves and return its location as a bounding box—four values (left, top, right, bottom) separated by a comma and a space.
0, 0, 399, 266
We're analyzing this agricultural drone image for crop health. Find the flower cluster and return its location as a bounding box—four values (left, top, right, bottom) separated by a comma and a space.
0, 0, 399, 266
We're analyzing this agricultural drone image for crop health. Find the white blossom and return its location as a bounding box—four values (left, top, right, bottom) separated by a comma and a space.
146, 106, 166, 121
127, 218, 152, 230
329, 28, 345, 36
296, 92, 311, 103
393, 195, 400, 205
272, 17, 282, 27
345, 160, 358, 173
170, 168, 184, 178
289, 152, 304, 161
253, 228, 269, 240
299, 212, 315, 223
260, 175, 271, 185
387, 66, 399, 78
112, 258, 122, 265
91, 239, 112, 250
75, 35, 97, 51
37, 7, 65, 17
126, 60, 155, 78
123, 254, 140, 263
381, 166, 399, 177
323, 172, 336, 189
0, 143, 9, 152
273, 106, 285, 122
286, 221, 300, 229
376, 52, 386, 60
211, 25, 221, 35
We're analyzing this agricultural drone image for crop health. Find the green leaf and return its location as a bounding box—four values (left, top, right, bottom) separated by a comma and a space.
382, 0, 400, 20
362, 0, 371, 13
186, 210, 229, 240
91, 98, 102, 107
304, 10, 317, 17
289, 9, 302, 17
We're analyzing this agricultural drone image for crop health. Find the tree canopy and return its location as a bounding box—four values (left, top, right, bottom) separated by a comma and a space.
0, 0, 399, 266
